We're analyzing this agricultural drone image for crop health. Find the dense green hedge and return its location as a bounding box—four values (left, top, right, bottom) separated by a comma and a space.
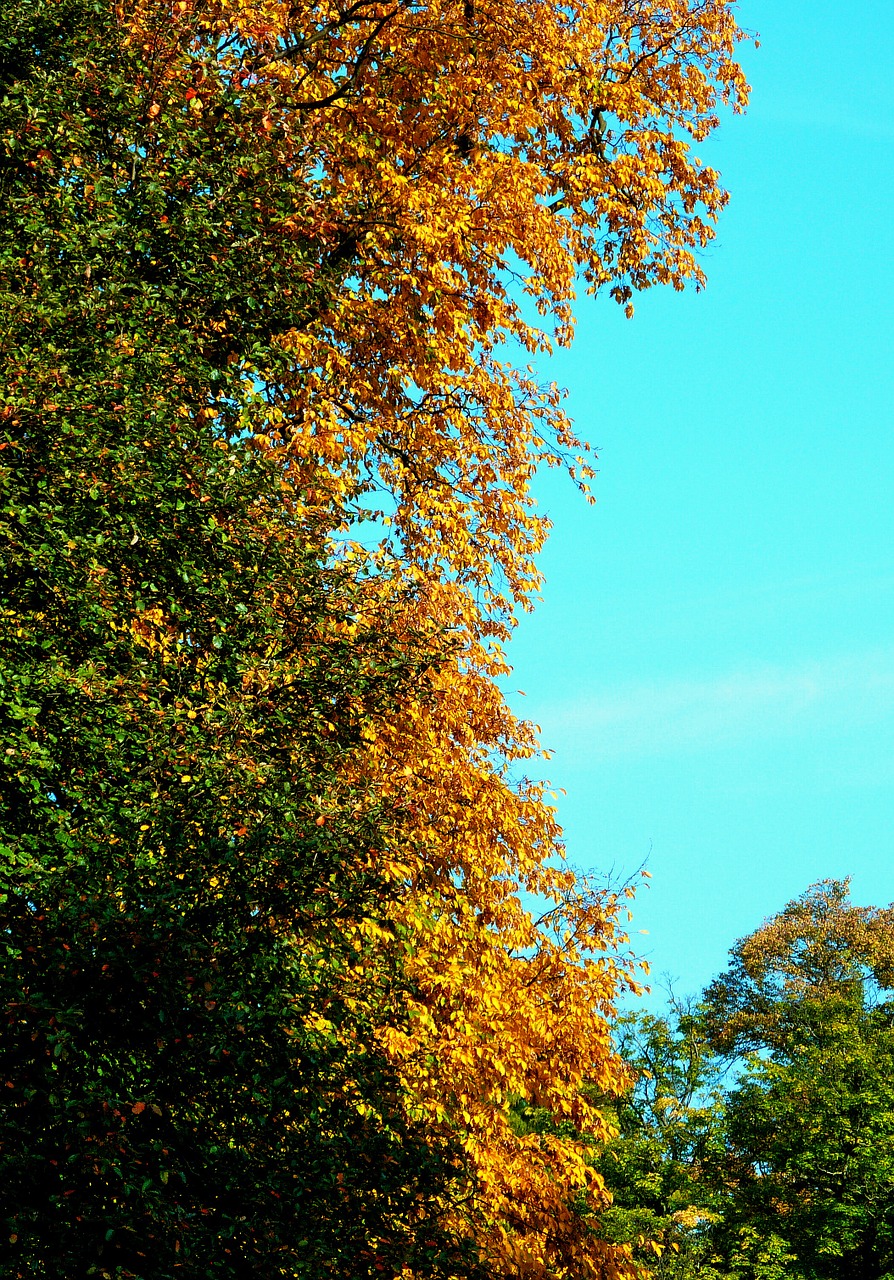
0, 3, 473, 1275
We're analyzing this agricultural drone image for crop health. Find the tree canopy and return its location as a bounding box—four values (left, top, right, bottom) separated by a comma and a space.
705, 881, 894, 1280
0, 0, 751, 1274
598, 882, 894, 1280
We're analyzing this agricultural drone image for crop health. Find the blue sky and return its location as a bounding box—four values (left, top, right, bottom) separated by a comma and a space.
506, 0, 894, 998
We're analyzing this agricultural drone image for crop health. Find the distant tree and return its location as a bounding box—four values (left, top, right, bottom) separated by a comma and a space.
598, 883, 894, 1280
701, 880, 894, 1280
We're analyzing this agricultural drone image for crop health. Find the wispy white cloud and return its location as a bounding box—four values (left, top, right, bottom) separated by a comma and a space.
543, 650, 894, 761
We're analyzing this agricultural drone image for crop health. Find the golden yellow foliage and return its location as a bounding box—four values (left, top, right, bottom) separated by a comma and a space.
345, 582, 647, 1276
122, 0, 749, 632
274, 0, 749, 631
115, 0, 747, 1271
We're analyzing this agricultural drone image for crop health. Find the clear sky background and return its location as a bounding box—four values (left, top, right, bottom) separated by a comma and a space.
505, 0, 894, 1000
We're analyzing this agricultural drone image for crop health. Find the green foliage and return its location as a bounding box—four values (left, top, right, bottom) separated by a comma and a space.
600, 884, 894, 1280
0, 1, 475, 1275
594, 1009, 730, 1280
703, 882, 894, 1280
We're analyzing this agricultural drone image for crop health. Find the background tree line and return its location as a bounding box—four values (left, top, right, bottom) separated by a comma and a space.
597, 879, 894, 1280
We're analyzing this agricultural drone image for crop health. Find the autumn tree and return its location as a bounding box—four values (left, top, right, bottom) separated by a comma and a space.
598, 884, 894, 1280
0, 0, 752, 1273
215, 0, 750, 1270
701, 881, 894, 1280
